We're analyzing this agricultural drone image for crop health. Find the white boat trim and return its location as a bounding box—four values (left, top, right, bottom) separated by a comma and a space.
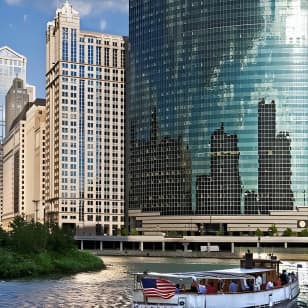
131, 255, 301, 308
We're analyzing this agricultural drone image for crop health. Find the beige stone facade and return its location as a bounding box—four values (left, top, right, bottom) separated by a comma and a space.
0, 144, 3, 225
45, 2, 126, 235
2, 101, 46, 230
129, 207, 308, 236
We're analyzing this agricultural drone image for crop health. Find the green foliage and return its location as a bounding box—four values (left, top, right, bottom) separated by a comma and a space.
282, 227, 296, 236
9, 217, 49, 253
0, 218, 105, 279
47, 224, 76, 253
298, 228, 308, 237
215, 230, 224, 236
130, 228, 139, 235
9, 216, 27, 230
255, 228, 263, 237
268, 224, 278, 236
52, 250, 104, 273
0, 227, 11, 246
120, 228, 129, 236
0, 248, 104, 279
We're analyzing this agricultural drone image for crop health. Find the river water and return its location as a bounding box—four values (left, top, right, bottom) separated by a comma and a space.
0, 256, 307, 307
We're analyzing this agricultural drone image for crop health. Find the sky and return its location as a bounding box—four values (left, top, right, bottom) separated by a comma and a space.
0, 0, 129, 98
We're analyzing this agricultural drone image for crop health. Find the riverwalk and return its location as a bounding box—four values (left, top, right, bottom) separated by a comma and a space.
75, 235, 308, 261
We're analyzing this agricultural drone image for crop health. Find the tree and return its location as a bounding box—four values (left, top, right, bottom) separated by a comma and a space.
282, 228, 295, 237
120, 228, 129, 236
298, 228, 308, 237
0, 227, 10, 247
268, 224, 278, 236
255, 228, 263, 237
9, 217, 49, 253
47, 224, 76, 253
130, 228, 139, 235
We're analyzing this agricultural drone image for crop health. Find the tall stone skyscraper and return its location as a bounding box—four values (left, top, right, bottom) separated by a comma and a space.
5, 78, 29, 136
45, 2, 127, 235
128, 0, 308, 224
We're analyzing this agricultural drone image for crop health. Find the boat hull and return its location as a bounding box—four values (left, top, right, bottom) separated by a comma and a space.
132, 281, 299, 308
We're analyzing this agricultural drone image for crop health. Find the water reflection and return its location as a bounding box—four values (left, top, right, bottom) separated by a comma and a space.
0, 257, 306, 307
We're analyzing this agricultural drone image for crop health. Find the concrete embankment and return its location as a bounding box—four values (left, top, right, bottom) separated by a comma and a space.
93, 247, 308, 261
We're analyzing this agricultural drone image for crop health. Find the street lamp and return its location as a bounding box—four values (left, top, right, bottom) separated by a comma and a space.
32, 200, 40, 223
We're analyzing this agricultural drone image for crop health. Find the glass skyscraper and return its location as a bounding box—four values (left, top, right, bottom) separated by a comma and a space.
0, 46, 27, 142
128, 0, 308, 217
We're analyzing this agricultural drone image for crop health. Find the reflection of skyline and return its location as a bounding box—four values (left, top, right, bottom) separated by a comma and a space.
196, 99, 293, 215
128, 1, 308, 217
196, 123, 241, 215
245, 99, 293, 214
129, 99, 294, 216
128, 108, 192, 215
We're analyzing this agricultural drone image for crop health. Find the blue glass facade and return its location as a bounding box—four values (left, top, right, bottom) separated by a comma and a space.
128, 0, 308, 215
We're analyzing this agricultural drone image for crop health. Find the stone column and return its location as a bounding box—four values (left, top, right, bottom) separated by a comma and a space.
100, 241, 103, 251
120, 241, 123, 252
231, 242, 235, 254
162, 242, 165, 252
140, 241, 144, 252
80, 240, 84, 250
182, 243, 189, 252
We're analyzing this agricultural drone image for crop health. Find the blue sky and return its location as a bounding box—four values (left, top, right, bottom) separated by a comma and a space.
0, 0, 129, 98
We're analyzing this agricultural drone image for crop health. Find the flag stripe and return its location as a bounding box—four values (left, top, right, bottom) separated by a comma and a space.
142, 278, 176, 299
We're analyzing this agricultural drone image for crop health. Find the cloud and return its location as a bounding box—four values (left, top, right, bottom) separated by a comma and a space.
5, 0, 129, 16
100, 19, 107, 31
5, 0, 22, 4
23, 14, 28, 22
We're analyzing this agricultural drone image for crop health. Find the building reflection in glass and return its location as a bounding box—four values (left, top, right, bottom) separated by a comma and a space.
196, 123, 241, 215
245, 99, 293, 214
128, 1, 308, 217
128, 109, 192, 215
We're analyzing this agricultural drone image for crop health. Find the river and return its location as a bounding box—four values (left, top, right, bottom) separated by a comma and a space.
0, 256, 307, 307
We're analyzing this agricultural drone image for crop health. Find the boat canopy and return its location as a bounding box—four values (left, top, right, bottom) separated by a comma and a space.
133, 268, 273, 281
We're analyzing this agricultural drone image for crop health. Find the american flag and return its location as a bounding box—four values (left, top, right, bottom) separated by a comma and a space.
141, 278, 176, 299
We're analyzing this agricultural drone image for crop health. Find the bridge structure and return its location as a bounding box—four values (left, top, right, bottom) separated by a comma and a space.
75, 235, 308, 256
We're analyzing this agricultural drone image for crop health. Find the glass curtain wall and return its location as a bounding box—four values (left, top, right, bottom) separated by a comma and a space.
128, 0, 308, 216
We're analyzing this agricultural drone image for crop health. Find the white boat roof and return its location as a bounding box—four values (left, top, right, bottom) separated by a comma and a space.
135, 268, 275, 281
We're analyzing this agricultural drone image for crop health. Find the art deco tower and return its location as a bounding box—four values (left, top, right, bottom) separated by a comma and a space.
46, 2, 127, 235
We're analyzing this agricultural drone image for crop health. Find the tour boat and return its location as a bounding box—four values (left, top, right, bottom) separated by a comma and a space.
131, 253, 300, 308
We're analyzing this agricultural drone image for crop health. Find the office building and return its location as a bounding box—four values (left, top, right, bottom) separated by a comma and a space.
0, 144, 3, 225
128, 1, 308, 230
2, 99, 46, 229
45, 2, 126, 235
5, 77, 29, 136
0, 46, 28, 142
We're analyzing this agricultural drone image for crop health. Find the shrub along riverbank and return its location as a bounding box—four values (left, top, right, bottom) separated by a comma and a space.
0, 217, 105, 279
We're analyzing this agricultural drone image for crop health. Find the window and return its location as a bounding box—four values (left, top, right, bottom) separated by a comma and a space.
96, 46, 101, 65
88, 45, 93, 64
112, 49, 118, 67
71, 29, 77, 62
80, 45, 84, 63
104, 48, 110, 66
62, 27, 68, 61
